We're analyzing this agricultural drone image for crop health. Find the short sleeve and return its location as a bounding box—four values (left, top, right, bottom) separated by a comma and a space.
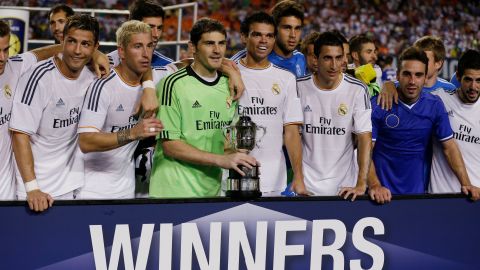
157, 76, 181, 140
352, 88, 372, 134
283, 75, 303, 125
78, 79, 110, 133
433, 97, 453, 141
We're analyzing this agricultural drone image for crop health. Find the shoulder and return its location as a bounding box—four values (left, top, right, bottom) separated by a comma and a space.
230, 49, 246, 61
272, 64, 296, 77
344, 74, 368, 93
292, 50, 305, 58
296, 74, 312, 86
23, 58, 56, 81
153, 51, 174, 65
437, 78, 457, 91
89, 72, 117, 92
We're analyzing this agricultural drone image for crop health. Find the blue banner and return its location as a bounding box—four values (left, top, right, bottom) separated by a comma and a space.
1, 195, 478, 270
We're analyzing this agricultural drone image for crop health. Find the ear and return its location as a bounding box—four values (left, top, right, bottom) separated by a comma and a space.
240, 33, 247, 46
434, 60, 443, 72
118, 46, 125, 61
189, 41, 196, 55
351, 51, 359, 63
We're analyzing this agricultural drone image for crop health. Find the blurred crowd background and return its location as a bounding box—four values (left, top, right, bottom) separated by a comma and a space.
2, 0, 479, 60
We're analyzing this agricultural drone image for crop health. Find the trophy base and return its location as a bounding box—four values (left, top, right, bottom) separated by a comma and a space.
226, 190, 262, 199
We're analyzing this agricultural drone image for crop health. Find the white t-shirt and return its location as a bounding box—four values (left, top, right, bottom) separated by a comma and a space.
236, 62, 303, 192
429, 89, 480, 193
9, 56, 95, 198
297, 74, 372, 195
78, 68, 169, 199
0, 52, 37, 200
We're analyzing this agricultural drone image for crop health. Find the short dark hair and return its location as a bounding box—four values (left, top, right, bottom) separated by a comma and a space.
314, 31, 344, 57
457, 50, 480, 79
398, 46, 429, 74
240, 11, 276, 36
300, 31, 320, 55
190, 18, 226, 46
63, 14, 100, 44
349, 34, 374, 53
129, 0, 165, 21
48, 4, 74, 20
331, 29, 348, 44
271, 0, 304, 26
0, 20, 10, 38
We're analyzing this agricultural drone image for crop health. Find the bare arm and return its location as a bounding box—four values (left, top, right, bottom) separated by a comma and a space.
219, 58, 245, 100
78, 118, 163, 153
441, 139, 480, 200
133, 68, 158, 118
162, 139, 257, 175
376, 81, 398, 110
339, 132, 371, 201
366, 141, 392, 204
11, 131, 53, 211
30, 44, 62, 61
284, 124, 310, 195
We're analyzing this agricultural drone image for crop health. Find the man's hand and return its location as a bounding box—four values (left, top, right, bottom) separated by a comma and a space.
134, 88, 159, 118
27, 190, 54, 212
376, 81, 398, 110
220, 59, 245, 100
90, 50, 111, 79
338, 185, 366, 201
218, 152, 257, 175
291, 178, 313, 196
368, 184, 392, 204
130, 118, 163, 140
461, 185, 480, 201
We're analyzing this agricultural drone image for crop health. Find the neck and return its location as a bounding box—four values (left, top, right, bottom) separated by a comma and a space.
273, 44, 293, 58
55, 56, 82, 79
241, 55, 270, 69
424, 74, 437, 88
314, 73, 342, 90
191, 61, 217, 78
398, 89, 420, 105
115, 64, 142, 86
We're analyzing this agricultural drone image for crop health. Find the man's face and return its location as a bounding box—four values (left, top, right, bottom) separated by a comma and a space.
305, 43, 317, 74
62, 28, 98, 75
424, 50, 442, 80
119, 32, 154, 76
0, 35, 10, 75
243, 22, 275, 63
142, 17, 163, 48
275, 16, 302, 55
397, 60, 426, 103
458, 69, 480, 104
316, 45, 343, 85
192, 31, 226, 74
357, 42, 377, 65
49, 10, 68, 43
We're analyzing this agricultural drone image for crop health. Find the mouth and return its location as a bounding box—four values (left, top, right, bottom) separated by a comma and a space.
466, 89, 479, 99
257, 46, 268, 52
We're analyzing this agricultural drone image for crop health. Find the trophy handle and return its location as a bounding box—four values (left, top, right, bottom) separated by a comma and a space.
255, 125, 267, 148
223, 125, 236, 150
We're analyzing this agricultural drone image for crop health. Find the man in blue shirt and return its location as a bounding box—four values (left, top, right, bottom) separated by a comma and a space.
368, 47, 478, 202
231, 0, 306, 78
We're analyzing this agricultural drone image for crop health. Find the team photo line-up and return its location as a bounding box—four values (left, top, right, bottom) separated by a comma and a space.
1, 0, 479, 212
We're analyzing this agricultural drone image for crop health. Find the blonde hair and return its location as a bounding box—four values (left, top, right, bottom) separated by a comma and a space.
116, 20, 151, 49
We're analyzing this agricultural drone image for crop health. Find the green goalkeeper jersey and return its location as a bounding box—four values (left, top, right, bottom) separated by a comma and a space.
150, 66, 237, 198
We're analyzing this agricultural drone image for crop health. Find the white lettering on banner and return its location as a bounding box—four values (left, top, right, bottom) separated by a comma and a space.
89, 218, 385, 270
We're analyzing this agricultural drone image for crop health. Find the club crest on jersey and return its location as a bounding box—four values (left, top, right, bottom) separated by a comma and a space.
304, 105, 312, 112
385, 114, 400, 128
3, 84, 11, 99
337, 103, 348, 116
272, 83, 281, 95
56, 98, 65, 107
192, 100, 202, 108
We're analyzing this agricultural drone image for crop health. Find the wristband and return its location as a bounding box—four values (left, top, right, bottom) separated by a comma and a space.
142, 80, 155, 89
25, 179, 40, 192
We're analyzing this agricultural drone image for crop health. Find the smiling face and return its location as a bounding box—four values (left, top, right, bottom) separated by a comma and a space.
397, 60, 427, 104
191, 31, 226, 77
61, 28, 98, 77
458, 69, 480, 104
243, 22, 275, 65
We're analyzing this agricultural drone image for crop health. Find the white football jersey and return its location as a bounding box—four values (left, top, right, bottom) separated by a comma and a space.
78, 68, 169, 199
236, 62, 303, 192
430, 89, 480, 193
9, 56, 95, 198
0, 52, 37, 200
298, 74, 372, 195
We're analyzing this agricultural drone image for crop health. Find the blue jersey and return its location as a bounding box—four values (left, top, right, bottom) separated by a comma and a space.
231, 49, 307, 78
151, 50, 174, 67
450, 72, 460, 88
381, 67, 396, 82
371, 92, 453, 194
422, 78, 456, 93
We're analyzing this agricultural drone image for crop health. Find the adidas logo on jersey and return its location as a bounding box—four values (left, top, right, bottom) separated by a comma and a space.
192, 100, 202, 108
447, 110, 454, 117
116, 104, 124, 112
56, 98, 65, 107
304, 105, 312, 112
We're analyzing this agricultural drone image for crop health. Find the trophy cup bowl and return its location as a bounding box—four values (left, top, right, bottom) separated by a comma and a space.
224, 114, 265, 199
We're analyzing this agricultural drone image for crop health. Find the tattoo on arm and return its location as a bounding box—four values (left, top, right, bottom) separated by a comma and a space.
117, 129, 132, 145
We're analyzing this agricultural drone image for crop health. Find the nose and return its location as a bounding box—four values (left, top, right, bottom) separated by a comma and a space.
0, 50, 7, 62
74, 43, 81, 54
151, 27, 159, 39
473, 80, 480, 91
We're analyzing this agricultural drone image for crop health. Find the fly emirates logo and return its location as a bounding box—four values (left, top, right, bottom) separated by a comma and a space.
305, 116, 346, 135
89, 217, 385, 270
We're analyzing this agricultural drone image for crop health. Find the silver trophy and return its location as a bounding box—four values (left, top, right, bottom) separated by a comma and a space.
224, 113, 266, 198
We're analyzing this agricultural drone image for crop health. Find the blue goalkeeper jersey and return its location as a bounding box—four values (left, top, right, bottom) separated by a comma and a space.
371, 92, 453, 194
231, 49, 307, 78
